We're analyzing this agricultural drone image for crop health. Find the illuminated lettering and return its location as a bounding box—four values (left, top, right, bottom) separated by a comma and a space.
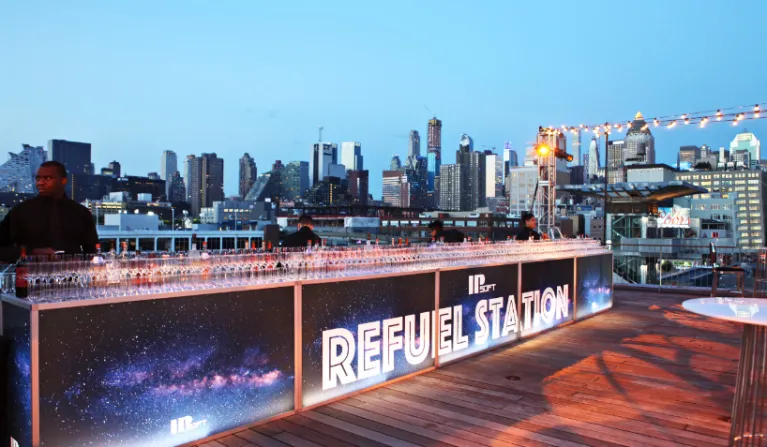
438, 307, 452, 355
488, 297, 504, 340
382, 317, 403, 373
404, 313, 430, 365
502, 295, 518, 336
322, 328, 356, 390
358, 322, 380, 380
475, 299, 489, 345
452, 305, 469, 351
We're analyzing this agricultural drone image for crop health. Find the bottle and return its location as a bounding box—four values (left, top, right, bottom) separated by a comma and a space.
15, 246, 29, 299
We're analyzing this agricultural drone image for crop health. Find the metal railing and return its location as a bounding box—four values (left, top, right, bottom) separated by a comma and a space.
612, 242, 763, 295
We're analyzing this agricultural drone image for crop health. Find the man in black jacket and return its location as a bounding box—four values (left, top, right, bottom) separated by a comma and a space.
516, 213, 548, 241
0, 161, 98, 262
281, 214, 322, 248
428, 220, 465, 243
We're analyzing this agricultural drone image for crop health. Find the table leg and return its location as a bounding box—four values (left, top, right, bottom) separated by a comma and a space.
731, 324, 767, 446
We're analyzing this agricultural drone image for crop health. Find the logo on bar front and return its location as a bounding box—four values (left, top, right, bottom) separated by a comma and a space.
170, 416, 208, 435
468, 274, 496, 295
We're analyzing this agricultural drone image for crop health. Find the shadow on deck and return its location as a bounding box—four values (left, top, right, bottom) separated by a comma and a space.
200, 289, 739, 447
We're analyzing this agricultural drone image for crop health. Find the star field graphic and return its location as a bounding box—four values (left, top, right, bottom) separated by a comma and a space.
37, 288, 295, 447
439, 264, 519, 364
520, 258, 575, 338
302, 274, 435, 407
576, 254, 613, 320
4, 302, 32, 447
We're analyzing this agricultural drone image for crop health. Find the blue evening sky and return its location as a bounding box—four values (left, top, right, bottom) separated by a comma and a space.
1, 0, 765, 198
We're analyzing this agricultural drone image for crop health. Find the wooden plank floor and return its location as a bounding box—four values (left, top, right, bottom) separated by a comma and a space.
198, 290, 740, 447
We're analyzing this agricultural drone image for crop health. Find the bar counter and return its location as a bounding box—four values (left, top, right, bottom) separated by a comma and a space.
2, 240, 613, 447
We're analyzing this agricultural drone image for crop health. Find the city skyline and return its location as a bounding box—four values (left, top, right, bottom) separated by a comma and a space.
1, 1, 766, 197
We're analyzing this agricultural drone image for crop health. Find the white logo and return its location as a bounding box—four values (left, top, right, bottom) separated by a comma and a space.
11, 438, 19, 447
170, 416, 208, 435
468, 274, 496, 295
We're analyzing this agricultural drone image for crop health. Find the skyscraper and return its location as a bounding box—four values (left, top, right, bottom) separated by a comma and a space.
624, 111, 655, 164
348, 170, 369, 206
427, 117, 442, 195
572, 129, 582, 166
390, 154, 402, 170
239, 153, 257, 198
730, 131, 761, 169
484, 151, 504, 198
47, 139, 92, 175
168, 171, 186, 203
677, 146, 700, 170
607, 140, 626, 184
588, 137, 600, 182
341, 142, 363, 171
455, 136, 485, 210
282, 161, 310, 201
310, 143, 338, 186
0, 144, 46, 193
160, 150, 177, 199
186, 153, 224, 216
439, 164, 467, 211
382, 170, 404, 207
408, 130, 421, 159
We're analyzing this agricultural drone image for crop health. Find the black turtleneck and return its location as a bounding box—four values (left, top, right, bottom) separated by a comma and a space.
0, 195, 98, 262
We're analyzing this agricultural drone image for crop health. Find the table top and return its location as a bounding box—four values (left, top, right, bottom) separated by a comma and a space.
683, 297, 767, 325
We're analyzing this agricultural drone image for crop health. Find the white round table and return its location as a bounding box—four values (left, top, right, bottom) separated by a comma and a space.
683, 297, 767, 446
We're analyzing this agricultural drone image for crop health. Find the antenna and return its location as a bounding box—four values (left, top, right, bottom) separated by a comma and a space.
318, 126, 324, 142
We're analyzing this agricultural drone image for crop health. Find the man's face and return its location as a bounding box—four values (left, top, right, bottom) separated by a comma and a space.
430, 228, 437, 238
36, 166, 67, 197
526, 217, 537, 229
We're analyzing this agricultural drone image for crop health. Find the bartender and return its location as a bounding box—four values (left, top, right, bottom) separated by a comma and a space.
516, 213, 548, 241
0, 161, 99, 262
281, 214, 322, 248
428, 220, 465, 243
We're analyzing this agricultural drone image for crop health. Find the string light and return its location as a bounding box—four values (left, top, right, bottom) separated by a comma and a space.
550, 102, 765, 135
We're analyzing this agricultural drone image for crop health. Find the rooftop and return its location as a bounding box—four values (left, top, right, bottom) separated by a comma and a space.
197, 289, 736, 447
558, 181, 707, 202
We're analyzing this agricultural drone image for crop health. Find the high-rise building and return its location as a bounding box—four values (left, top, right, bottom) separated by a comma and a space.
731, 149, 751, 168
148, 172, 162, 180
47, 139, 92, 175
310, 142, 338, 186
341, 142, 363, 171
390, 155, 402, 171
427, 117, 442, 197
382, 170, 403, 207
348, 170, 369, 206
607, 140, 626, 184
439, 164, 467, 211
678, 146, 700, 170
730, 131, 761, 169
101, 161, 121, 178
282, 161, 310, 201
571, 129, 582, 166
624, 111, 655, 164
185, 153, 224, 216
239, 153, 257, 198
0, 144, 47, 193
677, 169, 767, 249
484, 151, 504, 198
408, 130, 421, 159
160, 150, 177, 198
168, 171, 186, 203
588, 137, 600, 182
506, 166, 538, 217
455, 138, 485, 210
503, 145, 518, 170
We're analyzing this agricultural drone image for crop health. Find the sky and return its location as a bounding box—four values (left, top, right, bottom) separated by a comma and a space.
1, 0, 766, 198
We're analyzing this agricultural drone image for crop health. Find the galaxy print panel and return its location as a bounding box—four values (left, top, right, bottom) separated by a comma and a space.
438, 264, 519, 364
37, 288, 295, 447
576, 254, 613, 320
520, 258, 575, 338
302, 274, 436, 407
3, 302, 32, 447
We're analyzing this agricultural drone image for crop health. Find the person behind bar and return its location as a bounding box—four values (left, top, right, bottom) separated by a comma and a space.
0, 161, 99, 262
428, 220, 465, 243
516, 212, 548, 241
281, 214, 322, 248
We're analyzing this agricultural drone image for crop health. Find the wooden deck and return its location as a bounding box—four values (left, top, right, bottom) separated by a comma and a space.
199, 289, 741, 447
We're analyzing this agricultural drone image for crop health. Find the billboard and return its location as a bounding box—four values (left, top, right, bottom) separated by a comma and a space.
3, 303, 32, 447
520, 258, 575, 338
576, 254, 613, 320
438, 264, 519, 364
37, 288, 295, 447
302, 274, 435, 407
658, 206, 690, 228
